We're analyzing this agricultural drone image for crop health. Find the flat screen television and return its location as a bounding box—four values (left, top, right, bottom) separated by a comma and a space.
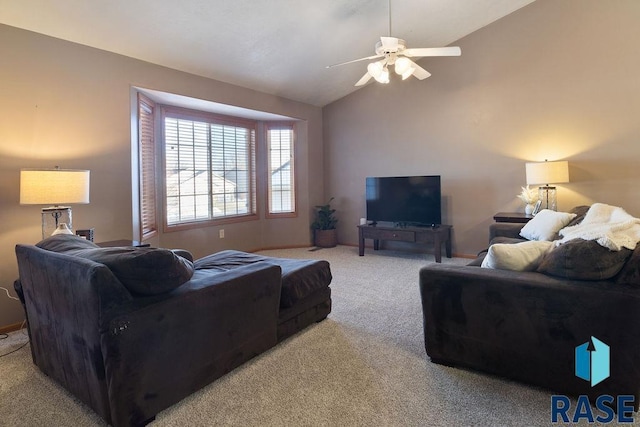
366, 175, 441, 226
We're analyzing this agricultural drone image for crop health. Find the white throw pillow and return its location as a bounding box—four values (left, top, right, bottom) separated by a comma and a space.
519, 209, 577, 241
481, 240, 554, 271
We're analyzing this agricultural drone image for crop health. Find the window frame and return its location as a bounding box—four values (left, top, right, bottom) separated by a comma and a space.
160, 105, 259, 232
265, 122, 297, 218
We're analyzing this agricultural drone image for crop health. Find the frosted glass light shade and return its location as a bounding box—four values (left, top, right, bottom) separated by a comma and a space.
20, 169, 90, 205
525, 161, 569, 185
394, 57, 412, 75
367, 61, 384, 79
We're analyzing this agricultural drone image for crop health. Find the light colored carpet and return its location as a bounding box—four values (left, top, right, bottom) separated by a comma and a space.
0, 246, 624, 426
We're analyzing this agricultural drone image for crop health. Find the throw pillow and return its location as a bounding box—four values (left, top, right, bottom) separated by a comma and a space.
519, 209, 577, 241
481, 240, 554, 271
67, 247, 194, 295
537, 239, 632, 280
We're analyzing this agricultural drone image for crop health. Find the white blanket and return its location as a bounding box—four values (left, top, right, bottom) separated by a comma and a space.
558, 203, 640, 251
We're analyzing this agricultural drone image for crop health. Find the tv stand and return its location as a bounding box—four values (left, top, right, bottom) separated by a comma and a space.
357, 224, 452, 263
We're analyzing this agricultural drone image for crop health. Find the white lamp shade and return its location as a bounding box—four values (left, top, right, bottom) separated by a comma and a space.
20, 169, 90, 205
525, 161, 569, 185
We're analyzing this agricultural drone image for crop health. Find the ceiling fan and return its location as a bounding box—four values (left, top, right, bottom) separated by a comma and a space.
327, 0, 461, 86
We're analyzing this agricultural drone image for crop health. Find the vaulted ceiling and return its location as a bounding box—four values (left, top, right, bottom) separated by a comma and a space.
0, 0, 535, 106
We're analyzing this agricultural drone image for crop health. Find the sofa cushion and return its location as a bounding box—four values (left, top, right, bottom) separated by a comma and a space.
70, 247, 194, 295
481, 240, 554, 271
37, 234, 100, 252
519, 209, 577, 241
564, 205, 590, 228
195, 250, 332, 308
615, 244, 640, 286
36, 235, 194, 295
489, 236, 528, 246
537, 239, 632, 281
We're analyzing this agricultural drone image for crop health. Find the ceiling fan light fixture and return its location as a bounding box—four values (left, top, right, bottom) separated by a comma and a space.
394, 57, 411, 75
401, 66, 415, 80
367, 61, 384, 78
326, 0, 461, 87
373, 67, 389, 84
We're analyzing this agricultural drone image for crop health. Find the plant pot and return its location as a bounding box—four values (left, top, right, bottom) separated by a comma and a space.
525, 204, 535, 215
314, 229, 337, 248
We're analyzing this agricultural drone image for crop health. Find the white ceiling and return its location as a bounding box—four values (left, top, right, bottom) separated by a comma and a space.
0, 0, 535, 107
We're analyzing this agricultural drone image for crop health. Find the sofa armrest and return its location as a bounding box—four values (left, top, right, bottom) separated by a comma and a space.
15, 244, 132, 423
100, 262, 282, 427
489, 222, 524, 241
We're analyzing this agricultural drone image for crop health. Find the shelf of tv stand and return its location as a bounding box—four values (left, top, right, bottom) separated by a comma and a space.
357, 224, 452, 263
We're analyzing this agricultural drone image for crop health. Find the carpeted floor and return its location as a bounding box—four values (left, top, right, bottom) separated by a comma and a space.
0, 246, 628, 426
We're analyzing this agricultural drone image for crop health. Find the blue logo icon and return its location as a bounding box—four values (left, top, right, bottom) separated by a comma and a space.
575, 336, 610, 387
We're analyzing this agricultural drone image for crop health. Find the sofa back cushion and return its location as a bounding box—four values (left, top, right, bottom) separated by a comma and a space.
614, 244, 640, 286
37, 235, 194, 295
537, 239, 632, 281
37, 234, 100, 251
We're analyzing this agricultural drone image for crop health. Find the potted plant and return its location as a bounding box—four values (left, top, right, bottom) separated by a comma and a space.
311, 198, 338, 248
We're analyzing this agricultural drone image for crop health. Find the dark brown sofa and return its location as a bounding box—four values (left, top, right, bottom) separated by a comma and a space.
419, 208, 640, 410
14, 235, 331, 426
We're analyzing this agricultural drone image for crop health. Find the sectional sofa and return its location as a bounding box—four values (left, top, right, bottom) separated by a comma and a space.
14, 235, 332, 426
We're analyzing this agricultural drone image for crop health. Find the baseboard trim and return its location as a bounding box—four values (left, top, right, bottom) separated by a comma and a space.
0, 321, 25, 334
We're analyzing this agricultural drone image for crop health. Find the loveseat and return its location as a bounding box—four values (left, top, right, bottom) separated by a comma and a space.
419, 205, 640, 410
14, 235, 331, 426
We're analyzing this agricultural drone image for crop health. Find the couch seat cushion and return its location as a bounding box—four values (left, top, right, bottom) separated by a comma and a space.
195, 250, 332, 308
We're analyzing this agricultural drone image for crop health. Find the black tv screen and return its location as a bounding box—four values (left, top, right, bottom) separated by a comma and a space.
366, 176, 441, 226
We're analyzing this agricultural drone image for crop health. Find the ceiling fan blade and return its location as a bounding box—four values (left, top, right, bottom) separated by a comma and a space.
404, 46, 461, 57
409, 61, 431, 80
326, 54, 383, 68
355, 72, 373, 87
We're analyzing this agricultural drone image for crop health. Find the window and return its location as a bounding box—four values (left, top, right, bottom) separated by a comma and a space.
162, 107, 257, 227
137, 93, 157, 239
267, 123, 296, 216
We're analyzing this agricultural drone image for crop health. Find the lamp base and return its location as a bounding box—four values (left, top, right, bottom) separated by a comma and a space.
41, 207, 72, 240
538, 186, 557, 211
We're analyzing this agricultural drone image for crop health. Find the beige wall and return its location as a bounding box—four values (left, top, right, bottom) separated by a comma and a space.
323, 0, 640, 256
0, 24, 323, 326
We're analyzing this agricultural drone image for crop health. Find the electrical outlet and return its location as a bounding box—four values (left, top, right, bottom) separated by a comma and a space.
219, 229, 225, 239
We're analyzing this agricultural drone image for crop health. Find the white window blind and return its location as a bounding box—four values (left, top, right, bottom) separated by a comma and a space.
163, 111, 257, 226
267, 124, 295, 215
138, 94, 157, 238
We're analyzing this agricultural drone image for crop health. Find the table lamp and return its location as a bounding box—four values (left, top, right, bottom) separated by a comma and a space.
525, 160, 569, 211
20, 167, 90, 239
